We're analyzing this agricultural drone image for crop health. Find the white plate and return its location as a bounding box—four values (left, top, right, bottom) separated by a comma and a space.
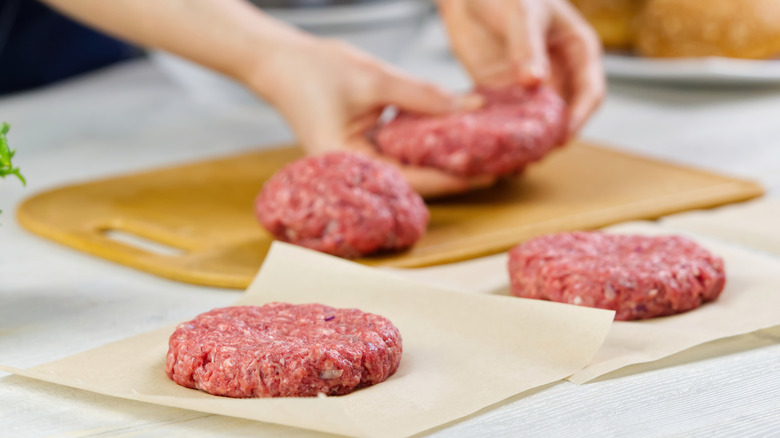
604, 53, 780, 85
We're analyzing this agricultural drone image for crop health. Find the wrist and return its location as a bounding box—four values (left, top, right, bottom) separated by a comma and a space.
236, 25, 319, 105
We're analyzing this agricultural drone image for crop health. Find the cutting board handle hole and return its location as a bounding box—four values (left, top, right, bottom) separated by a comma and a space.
102, 229, 187, 256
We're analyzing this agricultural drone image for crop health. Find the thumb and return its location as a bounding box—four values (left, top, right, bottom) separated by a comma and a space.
508, 2, 551, 86
376, 70, 482, 115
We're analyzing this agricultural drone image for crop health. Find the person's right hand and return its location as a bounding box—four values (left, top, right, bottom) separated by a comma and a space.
244, 35, 493, 199
438, 0, 606, 138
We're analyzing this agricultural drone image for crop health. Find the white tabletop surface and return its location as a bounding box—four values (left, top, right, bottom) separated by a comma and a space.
2, 19, 780, 438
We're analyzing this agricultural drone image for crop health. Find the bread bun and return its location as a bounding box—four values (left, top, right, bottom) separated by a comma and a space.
570, 0, 646, 49
636, 0, 780, 59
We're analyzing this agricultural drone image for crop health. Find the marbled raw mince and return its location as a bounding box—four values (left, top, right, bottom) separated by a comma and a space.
508, 232, 726, 320
255, 152, 429, 258
166, 303, 403, 398
375, 85, 568, 177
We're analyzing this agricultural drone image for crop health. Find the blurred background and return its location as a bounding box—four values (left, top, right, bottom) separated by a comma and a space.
0, 0, 435, 100
3, 0, 780, 100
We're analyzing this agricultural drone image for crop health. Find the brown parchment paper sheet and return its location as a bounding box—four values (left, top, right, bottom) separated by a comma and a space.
0, 242, 613, 438
393, 218, 780, 384
569, 221, 780, 383
661, 198, 780, 258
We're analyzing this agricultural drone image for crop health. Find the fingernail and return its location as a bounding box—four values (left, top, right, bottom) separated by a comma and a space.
454, 93, 485, 111
518, 64, 547, 85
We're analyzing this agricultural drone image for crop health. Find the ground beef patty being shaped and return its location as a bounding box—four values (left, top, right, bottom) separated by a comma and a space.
508, 232, 726, 321
255, 152, 428, 258
166, 303, 403, 398
375, 85, 567, 177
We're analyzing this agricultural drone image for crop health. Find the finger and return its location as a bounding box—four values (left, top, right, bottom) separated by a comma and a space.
508, 0, 551, 86
346, 136, 496, 198
375, 69, 473, 115
347, 109, 384, 136
567, 59, 605, 136
548, 52, 569, 98
401, 167, 497, 199
551, 4, 605, 136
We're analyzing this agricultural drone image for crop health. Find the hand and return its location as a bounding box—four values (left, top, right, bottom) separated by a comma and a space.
40, 0, 493, 198
245, 36, 493, 199
437, 0, 606, 137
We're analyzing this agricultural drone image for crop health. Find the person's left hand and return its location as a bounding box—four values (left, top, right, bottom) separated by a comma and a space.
244, 36, 492, 199
437, 0, 606, 138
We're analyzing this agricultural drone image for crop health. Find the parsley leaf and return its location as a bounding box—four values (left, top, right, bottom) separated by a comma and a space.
0, 122, 25, 186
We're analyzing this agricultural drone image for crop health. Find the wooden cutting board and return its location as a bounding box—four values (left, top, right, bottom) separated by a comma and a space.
17, 142, 763, 289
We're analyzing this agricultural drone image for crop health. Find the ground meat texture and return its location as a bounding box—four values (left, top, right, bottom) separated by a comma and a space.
375, 85, 568, 177
508, 232, 726, 321
166, 303, 403, 398
255, 152, 429, 258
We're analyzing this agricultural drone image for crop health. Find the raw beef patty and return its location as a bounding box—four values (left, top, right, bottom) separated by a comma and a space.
166, 303, 403, 397
508, 232, 726, 320
375, 85, 567, 177
255, 152, 429, 258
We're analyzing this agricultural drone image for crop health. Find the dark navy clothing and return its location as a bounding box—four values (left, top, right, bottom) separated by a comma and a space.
0, 0, 141, 95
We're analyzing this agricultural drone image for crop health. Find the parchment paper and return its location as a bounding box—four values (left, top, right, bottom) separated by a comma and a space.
0, 242, 613, 438
570, 221, 780, 383
661, 198, 780, 258
396, 219, 780, 384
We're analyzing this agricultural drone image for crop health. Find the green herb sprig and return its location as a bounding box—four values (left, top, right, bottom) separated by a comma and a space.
1, 122, 25, 185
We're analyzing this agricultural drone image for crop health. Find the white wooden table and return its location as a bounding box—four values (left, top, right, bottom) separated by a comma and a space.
2, 20, 780, 437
